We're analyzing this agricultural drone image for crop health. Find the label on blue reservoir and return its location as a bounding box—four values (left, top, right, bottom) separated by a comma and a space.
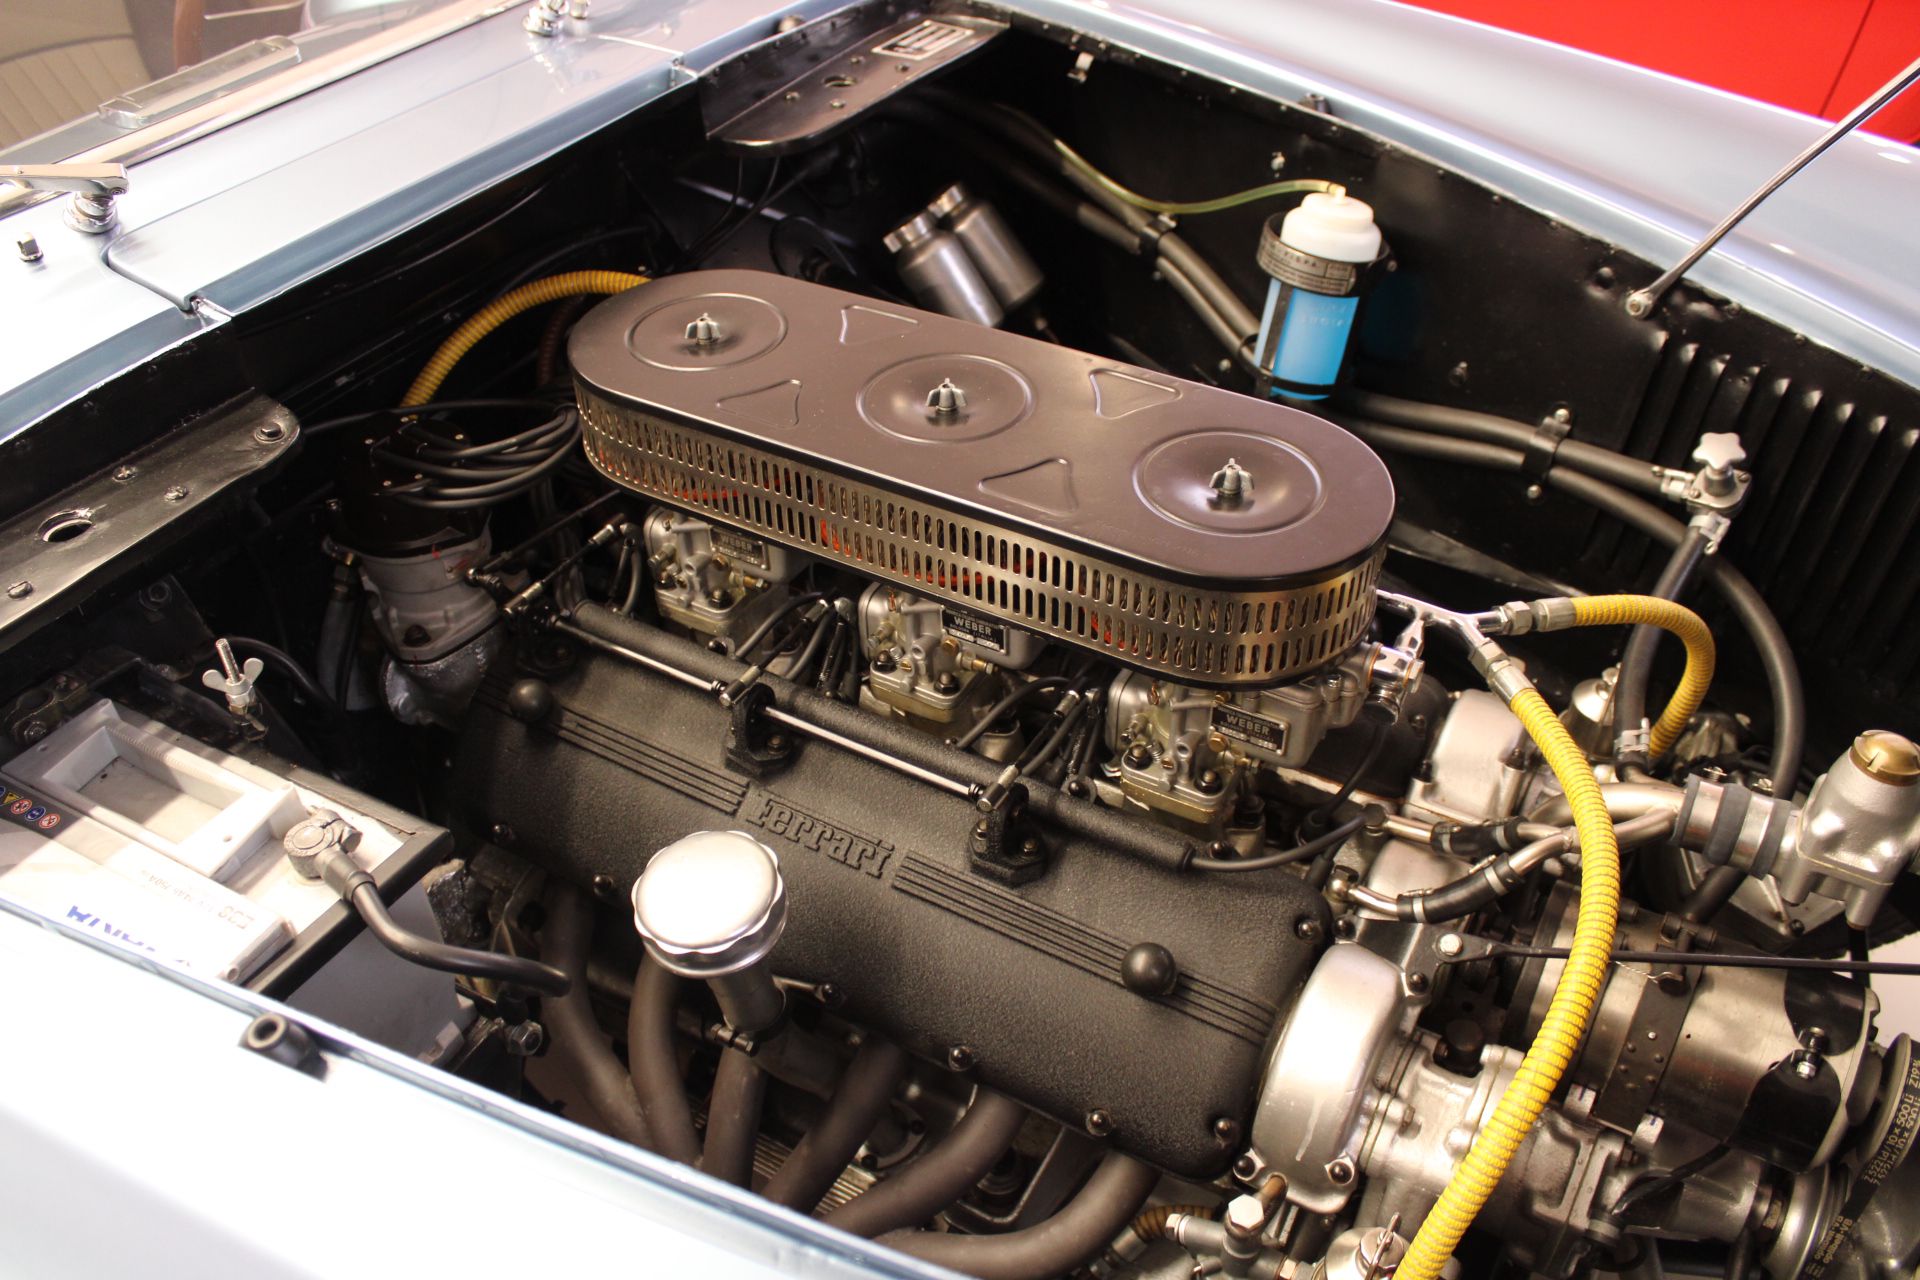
1272, 292, 1359, 400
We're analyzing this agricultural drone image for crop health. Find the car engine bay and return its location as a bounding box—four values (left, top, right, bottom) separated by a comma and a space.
3, 8, 1920, 1279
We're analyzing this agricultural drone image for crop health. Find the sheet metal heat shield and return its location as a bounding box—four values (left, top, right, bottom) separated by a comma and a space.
570, 271, 1392, 687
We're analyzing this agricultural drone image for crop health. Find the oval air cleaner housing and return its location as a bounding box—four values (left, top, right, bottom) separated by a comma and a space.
569, 270, 1393, 688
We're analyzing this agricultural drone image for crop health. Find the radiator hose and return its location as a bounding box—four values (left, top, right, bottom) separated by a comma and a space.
402, 270, 650, 407
1397, 635, 1623, 1280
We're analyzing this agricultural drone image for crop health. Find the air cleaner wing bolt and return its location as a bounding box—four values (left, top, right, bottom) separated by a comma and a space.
925, 378, 967, 416
1209, 458, 1252, 507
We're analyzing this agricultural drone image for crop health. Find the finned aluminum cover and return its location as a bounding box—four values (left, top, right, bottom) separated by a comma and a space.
570, 271, 1392, 687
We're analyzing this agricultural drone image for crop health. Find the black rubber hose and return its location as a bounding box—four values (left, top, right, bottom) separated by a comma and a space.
1344, 390, 1668, 498
762, 1039, 909, 1213
780, 605, 839, 681
1548, 467, 1804, 795
1401, 809, 1675, 923
823, 1091, 1028, 1238
1347, 421, 1805, 796
952, 677, 1073, 751
540, 881, 651, 1147
1680, 866, 1748, 926
301, 397, 564, 438
224, 636, 341, 715
344, 880, 569, 994
1614, 524, 1714, 776
701, 1049, 767, 1187
627, 957, 702, 1164
878, 1151, 1159, 1280
1011, 692, 1089, 777
1305, 707, 1393, 823
736, 592, 826, 661
1190, 814, 1368, 872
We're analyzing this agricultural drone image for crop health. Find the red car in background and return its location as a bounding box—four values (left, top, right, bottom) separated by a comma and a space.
1403, 0, 1920, 141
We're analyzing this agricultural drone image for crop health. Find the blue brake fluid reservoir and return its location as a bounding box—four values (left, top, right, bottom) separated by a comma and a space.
1252, 192, 1384, 400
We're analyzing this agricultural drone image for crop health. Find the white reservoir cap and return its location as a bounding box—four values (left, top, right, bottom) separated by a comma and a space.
1280, 192, 1382, 264
631, 830, 787, 977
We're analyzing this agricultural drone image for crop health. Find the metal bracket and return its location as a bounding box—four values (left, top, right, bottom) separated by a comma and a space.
703, 8, 1007, 153
969, 792, 1047, 884
0, 163, 129, 233
2, 649, 139, 746
0, 396, 298, 651
724, 681, 797, 777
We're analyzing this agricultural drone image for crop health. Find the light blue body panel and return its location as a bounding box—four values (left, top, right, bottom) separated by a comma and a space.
0, 893, 954, 1278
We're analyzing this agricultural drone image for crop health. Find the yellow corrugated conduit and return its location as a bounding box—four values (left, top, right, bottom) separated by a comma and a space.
1396, 627, 1624, 1280
1396, 593, 1717, 1275
401, 270, 650, 408
1495, 594, 1716, 760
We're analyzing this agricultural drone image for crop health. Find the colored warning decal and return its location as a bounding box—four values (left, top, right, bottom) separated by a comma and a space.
2, 789, 67, 836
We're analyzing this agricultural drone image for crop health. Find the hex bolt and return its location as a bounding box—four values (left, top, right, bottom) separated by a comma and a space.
17, 236, 43, 263
1224, 1194, 1268, 1239
505, 1021, 545, 1056
1437, 932, 1463, 957
1793, 1056, 1820, 1081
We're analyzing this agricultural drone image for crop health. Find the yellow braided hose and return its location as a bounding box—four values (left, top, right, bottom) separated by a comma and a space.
401, 270, 650, 407
1397, 685, 1620, 1280
1565, 595, 1715, 758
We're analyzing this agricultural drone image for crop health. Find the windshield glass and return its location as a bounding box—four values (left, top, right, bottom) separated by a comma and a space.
0, 0, 498, 164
